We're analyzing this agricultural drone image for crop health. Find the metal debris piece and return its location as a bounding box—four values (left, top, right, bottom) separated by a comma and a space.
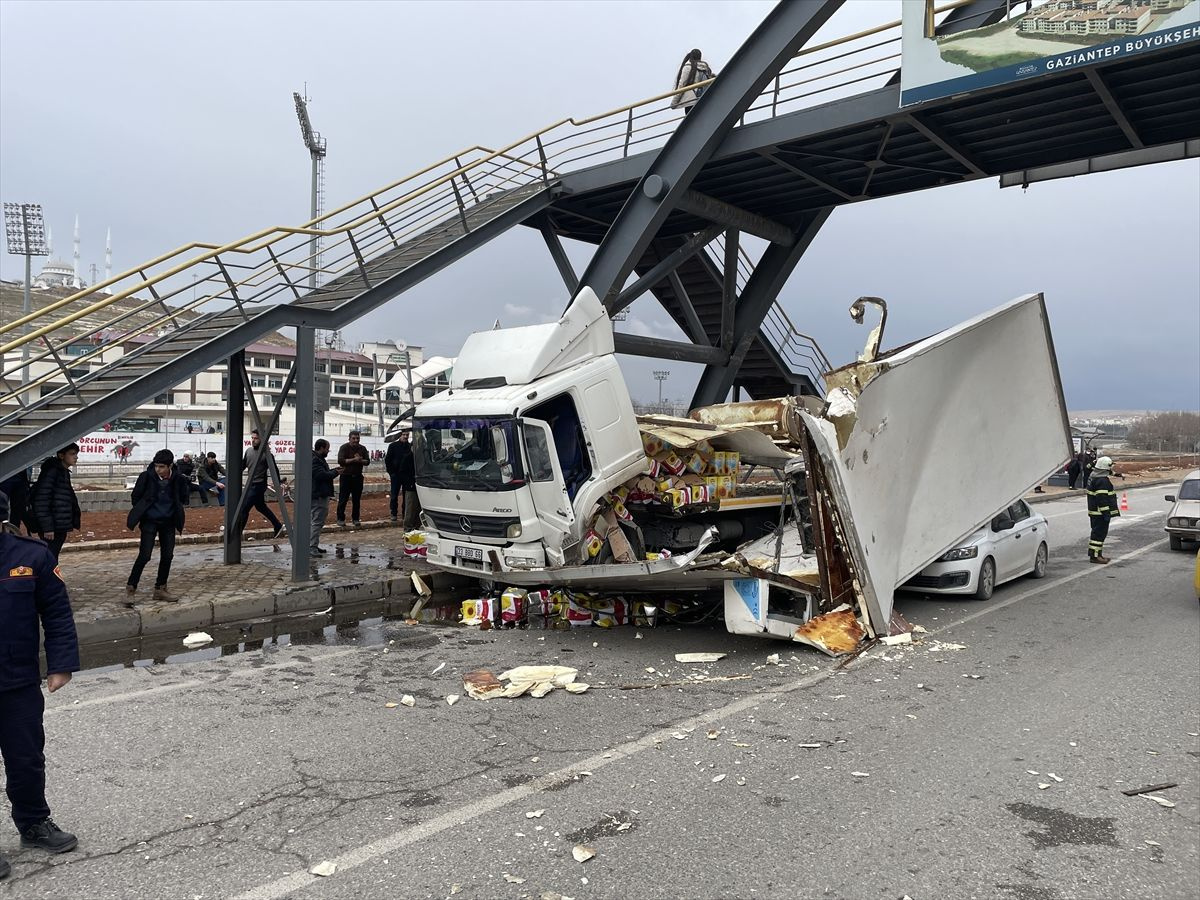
675, 652, 727, 663
400, 695, 415, 707
463, 670, 506, 701
309, 861, 337, 877
182, 631, 213, 649
1121, 782, 1178, 797
794, 606, 865, 656
1144, 795, 1176, 808
572, 845, 595, 863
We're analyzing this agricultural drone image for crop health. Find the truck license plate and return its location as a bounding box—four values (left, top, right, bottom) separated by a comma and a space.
455, 546, 483, 561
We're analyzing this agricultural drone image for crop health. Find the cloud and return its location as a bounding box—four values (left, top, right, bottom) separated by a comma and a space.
503, 303, 535, 317
622, 316, 681, 341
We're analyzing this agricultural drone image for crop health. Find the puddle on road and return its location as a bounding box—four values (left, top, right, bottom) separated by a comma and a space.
78, 597, 465, 674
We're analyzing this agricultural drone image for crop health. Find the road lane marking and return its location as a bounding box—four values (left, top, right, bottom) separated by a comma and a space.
233, 532, 1166, 900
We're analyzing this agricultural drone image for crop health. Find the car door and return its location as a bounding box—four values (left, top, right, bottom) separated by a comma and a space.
1006, 500, 1043, 578
989, 509, 1022, 582
519, 419, 576, 566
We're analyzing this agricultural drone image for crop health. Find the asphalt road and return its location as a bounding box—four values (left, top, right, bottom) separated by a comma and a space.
2, 484, 1197, 900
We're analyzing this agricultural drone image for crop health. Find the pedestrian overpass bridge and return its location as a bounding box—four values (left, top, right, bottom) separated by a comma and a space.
2, 0, 1197, 569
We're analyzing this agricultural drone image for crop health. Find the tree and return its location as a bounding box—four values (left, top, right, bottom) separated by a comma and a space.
1125, 411, 1200, 453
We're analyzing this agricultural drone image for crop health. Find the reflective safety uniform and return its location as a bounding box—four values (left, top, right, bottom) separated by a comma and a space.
0, 531, 79, 830
1086, 473, 1120, 559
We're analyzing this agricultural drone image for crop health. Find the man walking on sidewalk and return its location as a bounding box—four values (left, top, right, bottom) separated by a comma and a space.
239, 429, 284, 538
125, 449, 191, 602
1086, 456, 1120, 564
0, 490, 81, 880
310, 440, 342, 556
336, 430, 370, 528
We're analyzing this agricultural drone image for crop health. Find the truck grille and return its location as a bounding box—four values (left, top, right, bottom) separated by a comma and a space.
425, 510, 516, 539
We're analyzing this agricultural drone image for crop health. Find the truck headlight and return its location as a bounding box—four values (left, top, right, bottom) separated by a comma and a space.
504, 556, 538, 568
426, 543, 439, 556
506, 523, 523, 538
939, 546, 978, 562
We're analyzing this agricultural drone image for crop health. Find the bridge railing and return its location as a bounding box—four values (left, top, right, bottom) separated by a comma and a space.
0, 1, 977, 416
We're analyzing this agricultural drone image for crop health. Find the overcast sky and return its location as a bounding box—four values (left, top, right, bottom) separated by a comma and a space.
2, 0, 1197, 411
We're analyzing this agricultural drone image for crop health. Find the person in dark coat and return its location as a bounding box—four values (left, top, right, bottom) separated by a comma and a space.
238, 429, 283, 537
1066, 451, 1084, 490
384, 432, 414, 524
336, 431, 371, 528
125, 449, 190, 603
0, 472, 30, 535
0, 490, 81, 875
310, 440, 342, 556
28, 444, 82, 560
200, 452, 226, 507
396, 430, 422, 529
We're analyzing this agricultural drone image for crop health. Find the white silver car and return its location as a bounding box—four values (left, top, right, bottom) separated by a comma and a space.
1164, 469, 1200, 551
902, 500, 1049, 600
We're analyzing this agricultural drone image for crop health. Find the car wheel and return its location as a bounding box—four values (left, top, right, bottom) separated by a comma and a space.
1031, 543, 1048, 579
1169, 535, 1184, 551
974, 557, 996, 601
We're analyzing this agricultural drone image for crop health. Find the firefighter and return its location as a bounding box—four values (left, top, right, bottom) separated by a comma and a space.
1085, 456, 1120, 564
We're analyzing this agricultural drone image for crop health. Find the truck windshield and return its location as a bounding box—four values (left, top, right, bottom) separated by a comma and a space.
412, 417, 524, 491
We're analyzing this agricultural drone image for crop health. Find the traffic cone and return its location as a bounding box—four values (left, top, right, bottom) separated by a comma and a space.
1119, 491, 1129, 512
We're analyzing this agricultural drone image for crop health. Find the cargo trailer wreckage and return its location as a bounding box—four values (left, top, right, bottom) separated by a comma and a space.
409, 289, 1072, 655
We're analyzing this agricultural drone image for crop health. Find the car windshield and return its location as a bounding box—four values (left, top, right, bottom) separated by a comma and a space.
1180, 479, 1200, 501
412, 417, 524, 492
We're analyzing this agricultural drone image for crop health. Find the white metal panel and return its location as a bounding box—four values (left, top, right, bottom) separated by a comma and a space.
801, 293, 1072, 634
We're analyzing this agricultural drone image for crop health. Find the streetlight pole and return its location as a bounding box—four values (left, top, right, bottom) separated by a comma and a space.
293, 91, 327, 292
3, 202, 50, 405
653, 369, 670, 407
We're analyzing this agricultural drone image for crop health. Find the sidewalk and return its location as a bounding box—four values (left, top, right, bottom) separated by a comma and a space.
59, 523, 471, 645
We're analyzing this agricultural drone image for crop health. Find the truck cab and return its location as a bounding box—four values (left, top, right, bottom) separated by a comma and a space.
412, 288, 645, 578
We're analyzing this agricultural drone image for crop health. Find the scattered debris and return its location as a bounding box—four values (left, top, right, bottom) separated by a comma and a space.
672, 732, 688, 740
797, 743, 822, 749
384, 702, 399, 709
1038, 784, 1051, 790
1048, 773, 1063, 783
881, 633, 912, 646
182, 631, 213, 649
526, 809, 545, 819
706, 730, 720, 740
619, 674, 751, 690
736, 776, 747, 786
463, 670, 506, 700
1027, 770, 1040, 775
571, 845, 595, 863
766, 653, 781, 665
411, 571, 433, 598
1144, 795, 1176, 809
503, 874, 527, 884
400, 695, 416, 708
446, 694, 460, 706
565, 683, 590, 694
313, 605, 334, 616
1145, 840, 1161, 847
635, 632, 643, 640
1122, 782, 1178, 797
430, 662, 446, 676
926, 640, 967, 652
794, 606, 864, 656
712, 774, 727, 783
450, 884, 462, 895
309, 861, 337, 877
851, 772, 870, 778
675, 652, 727, 663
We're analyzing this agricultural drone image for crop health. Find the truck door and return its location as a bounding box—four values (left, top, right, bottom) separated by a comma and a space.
519, 419, 577, 564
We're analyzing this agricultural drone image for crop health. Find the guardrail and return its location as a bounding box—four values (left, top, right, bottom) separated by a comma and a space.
0, 1, 989, 418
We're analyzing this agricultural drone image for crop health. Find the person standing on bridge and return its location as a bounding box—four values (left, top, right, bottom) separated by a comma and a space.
1086, 455, 1120, 564
670, 49, 716, 115
0, 490, 81, 878
336, 430, 371, 528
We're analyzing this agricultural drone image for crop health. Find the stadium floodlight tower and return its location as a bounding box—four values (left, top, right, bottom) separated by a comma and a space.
293, 90, 327, 291
3, 202, 50, 395
653, 369, 670, 406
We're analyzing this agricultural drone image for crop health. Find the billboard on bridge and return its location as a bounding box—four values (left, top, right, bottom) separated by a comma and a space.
900, 0, 1199, 108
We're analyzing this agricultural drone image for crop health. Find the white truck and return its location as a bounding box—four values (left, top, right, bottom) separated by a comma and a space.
411, 287, 1072, 648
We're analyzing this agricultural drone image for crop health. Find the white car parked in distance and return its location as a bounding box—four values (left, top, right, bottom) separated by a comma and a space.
901, 499, 1049, 600
1164, 468, 1200, 551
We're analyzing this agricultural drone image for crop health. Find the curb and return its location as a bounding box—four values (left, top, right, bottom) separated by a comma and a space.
60, 517, 404, 554
1026, 477, 1176, 505
73, 568, 476, 646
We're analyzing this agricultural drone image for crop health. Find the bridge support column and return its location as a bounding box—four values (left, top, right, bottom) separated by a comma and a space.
691, 208, 833, 408
291, 327, 315, 581
223, 351, 245, 564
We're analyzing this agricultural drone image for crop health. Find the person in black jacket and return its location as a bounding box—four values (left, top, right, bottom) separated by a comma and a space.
125, 449, 190, 603
1085, 455, 1120, 564
0, 490, 81, 874
0, 472, 30, 536
384, 432, 413, 524
28, 444, 82, 560
395, 430, 422, 529
310, 440, 342, 556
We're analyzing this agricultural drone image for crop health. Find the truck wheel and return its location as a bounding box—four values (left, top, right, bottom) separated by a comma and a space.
974, 558, 996, 601
1169, 535, 1184, 551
